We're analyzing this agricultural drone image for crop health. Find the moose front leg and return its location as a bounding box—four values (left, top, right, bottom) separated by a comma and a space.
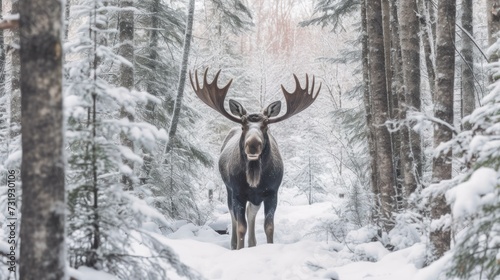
264, 193, 278, 244
229, 211, 237, 250
234, 200, 247, 249
246, 202, 261, 247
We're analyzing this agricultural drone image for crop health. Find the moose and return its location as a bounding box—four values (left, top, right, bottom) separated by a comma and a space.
190, 69, 320, 249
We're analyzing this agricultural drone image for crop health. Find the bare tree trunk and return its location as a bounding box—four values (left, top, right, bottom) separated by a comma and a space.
381, 0, 392, 101
366, 0, 396, 232
6, 0, 20, 143
419, 0, 436, 98
389, 0, 404, 209
361, 0, 379, 223
166, 0, 195, 153
119, 0, 135, 188
487, 0, 500, 46
430, 0, 455, 260
461, 0, 474, 130
19, 0, 66, 278
382, 0, 400, 208
398, 0, 422, 196
0, 0, 5, 99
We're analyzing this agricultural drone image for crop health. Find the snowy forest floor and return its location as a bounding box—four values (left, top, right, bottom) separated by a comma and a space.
155, 201, 431, 280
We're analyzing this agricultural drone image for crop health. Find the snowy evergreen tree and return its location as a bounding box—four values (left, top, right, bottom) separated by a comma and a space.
64, 1, 200, 278
444, 38, 500, 279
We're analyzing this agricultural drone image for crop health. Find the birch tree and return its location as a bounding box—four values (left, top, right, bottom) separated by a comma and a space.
430, 0, 456, 260
18, 0, 66, 278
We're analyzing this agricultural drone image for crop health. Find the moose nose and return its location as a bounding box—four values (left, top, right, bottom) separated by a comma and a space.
245, 137, 262, 161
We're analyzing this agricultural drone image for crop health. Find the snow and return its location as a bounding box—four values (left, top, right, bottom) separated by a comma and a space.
69, 266, 118, 280
127, 202, 432, 280
446, 167, 498, 219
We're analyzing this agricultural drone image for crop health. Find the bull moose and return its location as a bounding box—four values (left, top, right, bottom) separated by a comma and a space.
190, 69, 320, 249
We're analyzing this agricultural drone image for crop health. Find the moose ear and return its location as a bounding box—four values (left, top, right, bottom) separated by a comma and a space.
264, 101, 281, 117
229, 99, 247, 117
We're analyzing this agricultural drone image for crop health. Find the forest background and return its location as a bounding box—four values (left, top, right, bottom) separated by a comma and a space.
0, 0, 499, 279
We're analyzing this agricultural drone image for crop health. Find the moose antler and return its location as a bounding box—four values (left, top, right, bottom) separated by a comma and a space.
190, 68, 241, 123
268, 74, 321, 123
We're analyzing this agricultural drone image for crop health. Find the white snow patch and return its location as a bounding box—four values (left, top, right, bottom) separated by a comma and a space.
69, 266, 118, 280
446, 167, 498, 219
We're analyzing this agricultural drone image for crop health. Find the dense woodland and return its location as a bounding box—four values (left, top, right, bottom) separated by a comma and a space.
0, 0, 499, 279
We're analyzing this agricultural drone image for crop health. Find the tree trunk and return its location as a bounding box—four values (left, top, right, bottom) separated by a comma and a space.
19, 0, 66, 278
430, 0, 455, 260
389, 0, 404, 209
398, 0, 422, 196
119, 0, 135, 188
461, 0, 474, 130
487, 0, 500, 46
361, 0, 379, 223
143, 0, 161, 176
382, 0, 400, 208
366, 0, 396, 232
165, 0, 195, 153
419, 0, 436, 98
6, 0, 20, 143
0, 0, 4, 99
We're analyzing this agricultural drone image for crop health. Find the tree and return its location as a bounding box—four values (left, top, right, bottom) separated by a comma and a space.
389, 0, 404, 209
487, 0, 500, 46
418, 0, 436, 97
398, 0, 422, 196
461, 0, 475, 129
18, 0, 66, 278
365, 0, 396, 232
5, 0, 20, 155
118, 0, 135, 188
166, 0, 195, 153
430, 0, 456, 261
361, 0, 378, 222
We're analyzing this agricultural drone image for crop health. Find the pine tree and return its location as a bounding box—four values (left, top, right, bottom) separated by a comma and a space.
65, 1, 200, 278
445, 37, 500, 279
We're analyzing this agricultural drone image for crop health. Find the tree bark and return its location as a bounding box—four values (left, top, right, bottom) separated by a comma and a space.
461, 0, 474, 130
361, 0, 379, 223
19, 0, 66, 278
487, 0, 500, 46
366, 0, 396, 232
419, 0, 436, 98
398, 0, 422, 196
6, 0, 20, 143
166, 0, 195, 153
431, 0, 455, 260
389, 0, 404, 209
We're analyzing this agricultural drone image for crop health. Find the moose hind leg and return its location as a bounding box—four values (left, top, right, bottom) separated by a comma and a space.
246, 202, 261, 247
264, 194, 277, 244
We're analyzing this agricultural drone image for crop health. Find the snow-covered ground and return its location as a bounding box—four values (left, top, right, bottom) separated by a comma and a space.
151, 201, 434, 280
